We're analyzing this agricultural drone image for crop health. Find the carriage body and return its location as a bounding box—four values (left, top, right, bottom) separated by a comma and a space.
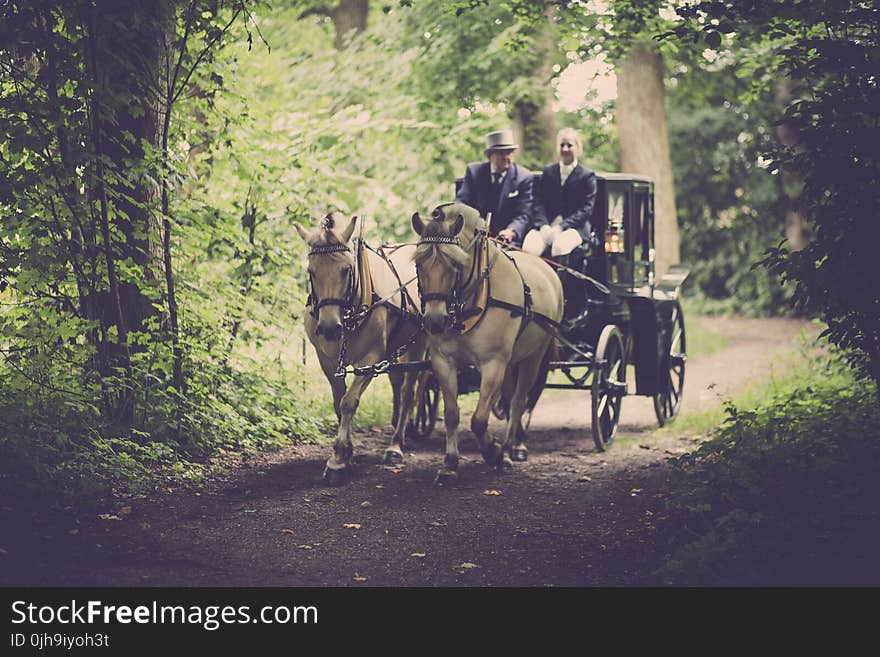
551, 173, 685, 396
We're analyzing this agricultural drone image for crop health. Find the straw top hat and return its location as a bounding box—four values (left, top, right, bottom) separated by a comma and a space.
484, 129, 519, 153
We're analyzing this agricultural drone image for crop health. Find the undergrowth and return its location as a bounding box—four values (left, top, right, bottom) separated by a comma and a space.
657, 348, 880, 585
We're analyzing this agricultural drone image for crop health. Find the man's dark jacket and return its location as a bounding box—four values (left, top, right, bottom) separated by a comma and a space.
455, 161, 533, 246
533, 162, 597, 243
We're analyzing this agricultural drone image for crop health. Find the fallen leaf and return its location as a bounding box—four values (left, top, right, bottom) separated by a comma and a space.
410, 553, 426, 558
639, 444, 652, 450
0, 547, 8, 556
428, 521, 447, 527
482, 489, 503, 496
353, 574, 368, 582
456, 562, 480, 569
297, 545, 313, 550
360, 501, 372, 508
375, 485, 384, 489
578, 476, 592, 482
280, 528, 295, 535
383, 466, 403, 474
67, 529, 79, 535
98, 514, 121, 521
343, 523, 361, 529
119, 506, 132, 515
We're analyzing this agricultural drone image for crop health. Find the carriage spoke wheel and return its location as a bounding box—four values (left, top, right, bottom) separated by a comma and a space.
591, 325, 626, 452
653, 302, 686, 427
412, 371, 440, 440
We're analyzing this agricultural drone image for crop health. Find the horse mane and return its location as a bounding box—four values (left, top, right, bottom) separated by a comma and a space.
413, 202, 482, 268
306, 213, 349, 252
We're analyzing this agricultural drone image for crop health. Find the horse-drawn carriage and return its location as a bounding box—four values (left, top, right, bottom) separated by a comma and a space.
410, 173, 688, 453
297, 172, 688, 484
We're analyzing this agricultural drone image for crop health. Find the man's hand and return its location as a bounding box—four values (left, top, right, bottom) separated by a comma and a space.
497, 228, 517, 243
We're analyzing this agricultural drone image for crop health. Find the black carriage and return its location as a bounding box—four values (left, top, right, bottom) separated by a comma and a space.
411, 173, 688, 451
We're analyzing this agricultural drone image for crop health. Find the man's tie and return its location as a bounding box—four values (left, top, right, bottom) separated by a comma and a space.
492, 172, 501, 188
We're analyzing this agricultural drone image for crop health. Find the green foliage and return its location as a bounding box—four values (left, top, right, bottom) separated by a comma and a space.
659, 348, 880, 584
0, 1, 339, 503
674, 1, 880, 387
669, 101, 795, 316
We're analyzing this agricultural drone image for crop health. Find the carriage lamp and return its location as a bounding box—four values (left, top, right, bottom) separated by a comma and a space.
605, 230, 624, 253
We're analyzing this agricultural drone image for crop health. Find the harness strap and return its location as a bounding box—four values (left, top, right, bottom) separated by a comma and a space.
373, 243, 419, 318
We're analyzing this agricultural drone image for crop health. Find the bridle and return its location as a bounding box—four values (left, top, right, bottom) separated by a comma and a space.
416, 229, 486, 331
306, 243, 356, 322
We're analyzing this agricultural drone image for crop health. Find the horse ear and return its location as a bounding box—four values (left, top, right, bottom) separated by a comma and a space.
451, 213, 465, 236
411, 212, 424, 236
340, 215, 358, 243
294, 222, 309, 241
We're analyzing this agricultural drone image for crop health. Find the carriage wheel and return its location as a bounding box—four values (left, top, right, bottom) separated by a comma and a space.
410, 371, 440, 440
591, 325, 626, 452
653, 302, 686, 427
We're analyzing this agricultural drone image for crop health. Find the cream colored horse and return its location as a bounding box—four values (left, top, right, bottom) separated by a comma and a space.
412, 203, 563, 483
294, 214, 426, 484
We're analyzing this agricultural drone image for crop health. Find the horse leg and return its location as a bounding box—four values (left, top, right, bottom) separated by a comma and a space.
470, 357, 509, 469
384, 368, 418, 465
388, 370, 403, 430
386, 333, 427, 464
431, 354, 460, 485
317, 350, 347, 420
504, 344, 549, 466
323, 357, 379, 485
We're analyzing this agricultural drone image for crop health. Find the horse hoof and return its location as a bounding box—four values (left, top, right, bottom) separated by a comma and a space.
434, 469, 458, 486
383, 450, 404, 466
322, 465, 350, 486
511, 448, 528, 462
496, 456, 514, 473
481, 442, 504, 467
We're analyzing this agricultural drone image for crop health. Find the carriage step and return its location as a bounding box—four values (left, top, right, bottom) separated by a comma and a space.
603, 380, 628, 395
549, 360, 593, 368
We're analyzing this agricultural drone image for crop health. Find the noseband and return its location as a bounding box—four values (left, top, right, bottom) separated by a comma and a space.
307, 243, 355, 321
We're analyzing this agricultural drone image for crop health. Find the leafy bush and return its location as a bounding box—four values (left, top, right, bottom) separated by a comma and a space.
658, 349, 880, 585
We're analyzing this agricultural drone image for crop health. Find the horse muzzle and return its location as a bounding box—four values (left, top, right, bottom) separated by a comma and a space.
316, 318, 343, 341
422, 308, 448, 335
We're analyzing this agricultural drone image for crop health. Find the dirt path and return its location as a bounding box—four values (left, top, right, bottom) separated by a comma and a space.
0, 317, 810, 587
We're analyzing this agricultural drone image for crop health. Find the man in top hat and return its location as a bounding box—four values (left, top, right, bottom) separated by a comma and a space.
455, 129, 534, 247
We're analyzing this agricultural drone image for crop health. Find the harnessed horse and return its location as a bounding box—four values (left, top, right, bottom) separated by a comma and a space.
295, 213, 426, 484
412, 203, 564, 483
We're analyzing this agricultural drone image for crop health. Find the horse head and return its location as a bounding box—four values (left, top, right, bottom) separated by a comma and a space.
412, 202, 483, 334
294, 213, 358, 341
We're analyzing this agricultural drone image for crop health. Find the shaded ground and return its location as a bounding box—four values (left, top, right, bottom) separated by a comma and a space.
0, 317, 810, 586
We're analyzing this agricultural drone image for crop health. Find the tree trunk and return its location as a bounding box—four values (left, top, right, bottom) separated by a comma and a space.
773, 77, 808, 251
616, 43, 680, 277
332, 0, 368, 49
88, 1, 172, 424
91, 1, 168, 336
513, 13, 557, 163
